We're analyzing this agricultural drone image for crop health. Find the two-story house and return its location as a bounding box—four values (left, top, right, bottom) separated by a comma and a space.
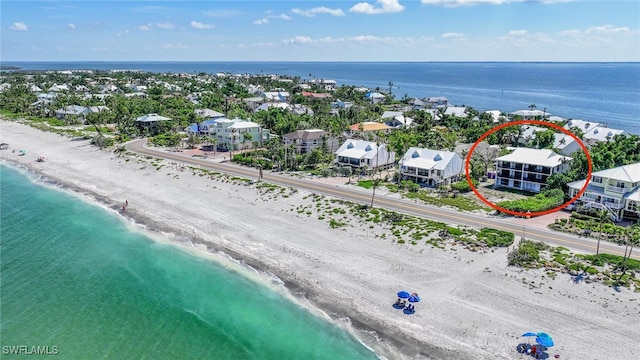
494, 148, 571, 193
567, 162, 640, 222
349, 122, 393, 139
282, 129, 338, 154
335, 139, 395, 174
399, 147, 463, 187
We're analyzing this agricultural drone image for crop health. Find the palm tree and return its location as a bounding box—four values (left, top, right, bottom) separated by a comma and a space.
370, 178, 382, 208
528, 104, 537, 111
595, 209, 611, 256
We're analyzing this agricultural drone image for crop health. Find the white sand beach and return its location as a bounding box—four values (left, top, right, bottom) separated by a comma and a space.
2, 120, 639, 360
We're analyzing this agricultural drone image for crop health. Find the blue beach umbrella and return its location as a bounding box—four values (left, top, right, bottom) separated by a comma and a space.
408, 294, 421, 303
397, 291, 411, 299
521, 332, 537, 337
536, 333, 554, 347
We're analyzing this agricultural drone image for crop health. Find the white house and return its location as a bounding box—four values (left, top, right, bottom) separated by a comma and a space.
563, 119, 600, 134
444, 106, 467, 117
583, 126, 624, 145
552, 133, 581, 155
494, 148, 571, 193
212, 118, 270, 151
400, 147, 464, 187
364, 92, 385, 103
567, 162, 640, 222
282, 129, 338, 154
334, 139, 395, 173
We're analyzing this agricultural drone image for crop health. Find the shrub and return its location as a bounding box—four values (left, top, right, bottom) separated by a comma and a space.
477, 228, 515, 247
508, 240, 547, 268
497, 188, 564, 213
451, 179, 478, 193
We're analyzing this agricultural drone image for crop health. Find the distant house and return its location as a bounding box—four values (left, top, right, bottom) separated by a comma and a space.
444, 106, 467, 118
302, 91, 332, 100
261, 91, 289, 102
195, 108, 225, 120
563, 119, 600, 134
334, 139, 395, 173
282, 129, 337, 154
349, 122, 393, 138
509, 109, 547, 120
409, 98, 426, 110
399, 147, 464, 187
568, 162, 640, 222
583, 126, 624, 146
384, 115, 414, 129
494, 148, 571, 193
552, 133, 581, 155
515, 126, 547, 146
484, 110, 507, 123
243, 96, 266, 111
426, 97, 448, 109
135, 113, 171, 135
54, 105, 90, 121
364, 92, 385, 104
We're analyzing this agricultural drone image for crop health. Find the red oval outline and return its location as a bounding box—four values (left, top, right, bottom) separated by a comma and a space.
465, 120, 593, 217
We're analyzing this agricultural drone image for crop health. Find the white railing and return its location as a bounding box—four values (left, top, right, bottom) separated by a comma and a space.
605, 186, 626, 194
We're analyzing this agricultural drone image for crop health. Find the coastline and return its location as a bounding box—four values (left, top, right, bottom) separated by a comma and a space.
2, 120, 639, 360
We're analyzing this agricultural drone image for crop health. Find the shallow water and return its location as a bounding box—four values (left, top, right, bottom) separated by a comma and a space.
0, 165, 378, 359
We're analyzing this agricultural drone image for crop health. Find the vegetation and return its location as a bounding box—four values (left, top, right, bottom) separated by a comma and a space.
497, 188, 564, 213
476, 228, 515, 247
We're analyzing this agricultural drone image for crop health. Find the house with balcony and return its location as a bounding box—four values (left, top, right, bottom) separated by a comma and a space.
282, 129, 338, 154
135, 113, 172, 135
567, 162, 640, 222
212, 118, 270, 151
399, 147, 463, 187
494, 148, 571, 193
334, 139, 395, 173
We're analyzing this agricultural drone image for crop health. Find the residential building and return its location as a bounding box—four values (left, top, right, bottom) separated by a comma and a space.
135, 113, 171, 135
349, 122, 393, 138
552, 133, 581, 155
567, 162, 640, 222
583, 126, 624, 146
399, 147, 464, 187
195, 108, 225, 120
282, 129, 338, 154
54, 105, 90, 121
444, 106, 467, 118
212, 118, 269, 151
334, 139, 395, 173
494, 148, 571, 193
509, 109, 548, 120
426, 96, 448, 108
364, 92, 385, 103
563, 119, 600, 134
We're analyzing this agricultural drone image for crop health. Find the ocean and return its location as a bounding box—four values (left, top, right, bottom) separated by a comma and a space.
2, 61, 639, 135
0, 165, 378, 359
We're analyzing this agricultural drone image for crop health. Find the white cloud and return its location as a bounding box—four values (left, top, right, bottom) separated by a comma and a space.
68, 23, 76, 30
586, 25, 631, 35
137, 24, 152, 31
274, 14, 292, 20
558, 29, 581, 37
505, 30, 528, 36
253, 18, 269, 25
292, 7, 345, 17
9, 21, 28, 31
156, 22, 175, 29
190, 21, 215, 29
350, 0, 405, 14
282, 36, 314, 45
116, 30, 130, 37
442, 32, 465, 38
282, 34, 428, 47
420, 0, 571, 7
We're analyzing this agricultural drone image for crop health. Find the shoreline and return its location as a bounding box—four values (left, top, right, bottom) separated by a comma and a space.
2, 120, 639, 360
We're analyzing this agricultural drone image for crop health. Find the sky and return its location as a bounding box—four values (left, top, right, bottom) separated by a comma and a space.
1, 0, 639, 62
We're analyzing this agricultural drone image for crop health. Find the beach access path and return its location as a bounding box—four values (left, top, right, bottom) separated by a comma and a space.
125, 139, 634, 260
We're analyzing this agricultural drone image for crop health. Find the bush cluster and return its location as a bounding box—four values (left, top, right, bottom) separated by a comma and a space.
497, 188, 564, 213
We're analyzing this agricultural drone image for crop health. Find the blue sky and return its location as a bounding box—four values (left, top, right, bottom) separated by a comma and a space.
2, 0, 639, 62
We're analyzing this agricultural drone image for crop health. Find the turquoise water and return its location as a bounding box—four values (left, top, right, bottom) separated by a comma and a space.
0, 165, 378, 359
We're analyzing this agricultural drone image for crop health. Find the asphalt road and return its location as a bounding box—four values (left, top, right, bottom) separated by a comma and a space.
126, 139, 636, 260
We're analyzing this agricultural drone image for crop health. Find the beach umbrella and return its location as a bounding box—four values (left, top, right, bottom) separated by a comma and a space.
521, 332, 537, 337
536, 333, 554, 348
397, 291, 411, 299
408, 294, 421, 303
